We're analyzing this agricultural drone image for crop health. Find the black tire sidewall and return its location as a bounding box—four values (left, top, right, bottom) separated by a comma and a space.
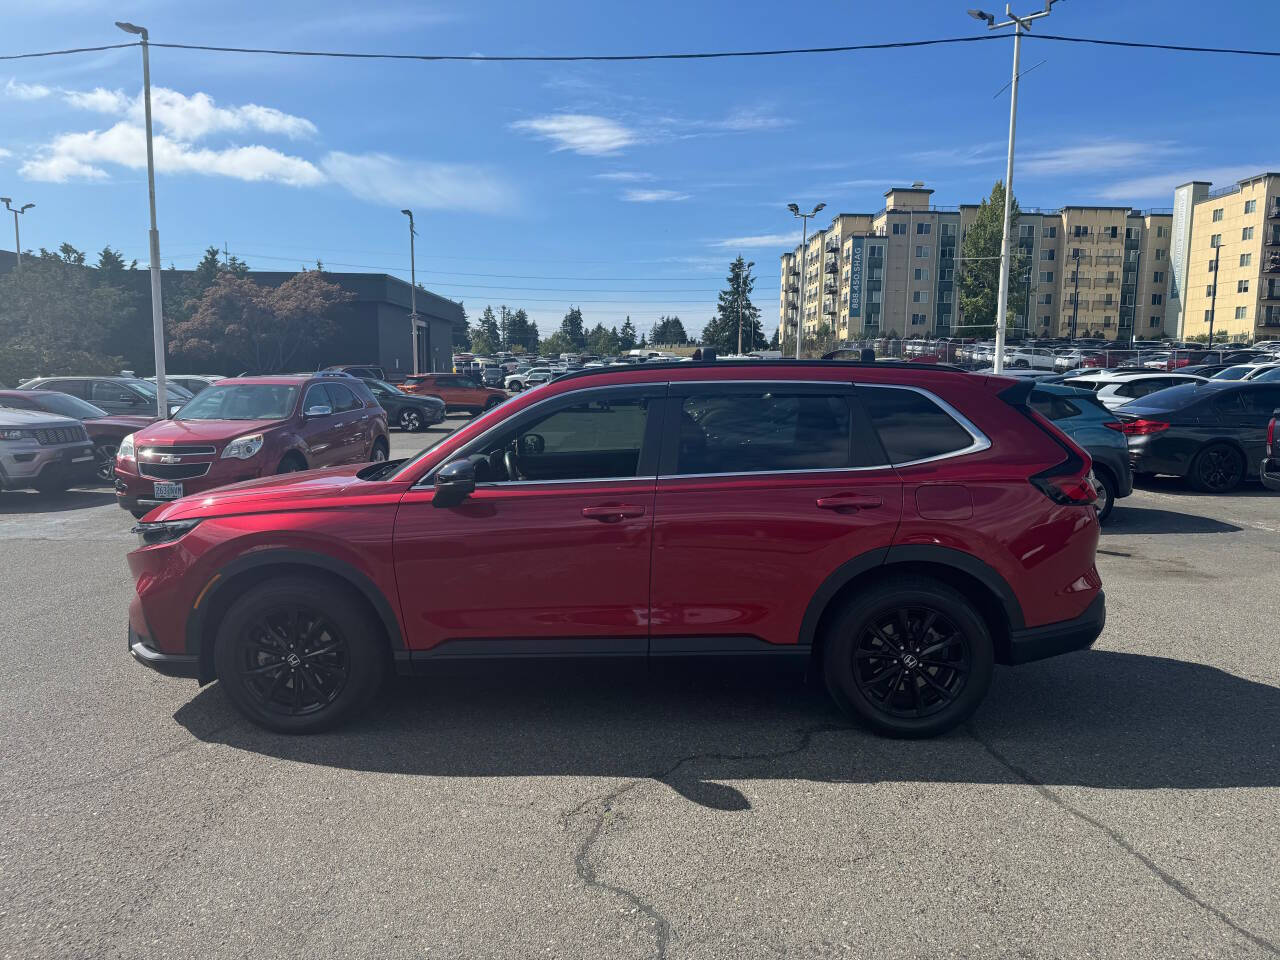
1191, 443, 1243, 493
822, 578, 994, 738
213, 577, 387, 734
1095, 469, 1116, 522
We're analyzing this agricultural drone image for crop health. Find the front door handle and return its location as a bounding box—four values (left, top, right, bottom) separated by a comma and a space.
582, 504, 646, 523
816, 493, 883, 512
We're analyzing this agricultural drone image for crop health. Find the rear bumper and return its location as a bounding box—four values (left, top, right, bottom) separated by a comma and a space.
1007, 592, 1105, 665
129, 623, 199, 678
1262, 457, 1280, 492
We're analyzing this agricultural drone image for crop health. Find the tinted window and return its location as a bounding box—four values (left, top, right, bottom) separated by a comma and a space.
1119, 383, 1205, 413
861, 387, 976, 464
675, 391, 855, 475
43, 379, 87, 399
91, 380, 136, 405
1241, 387, 1280, 414
324, 383, 361, 413
1115, 379, 1170, 399
1029, 391, 1082, 421
1, 394, 36, 410
1211, 391, 1245, 416
30, 393, 106, 419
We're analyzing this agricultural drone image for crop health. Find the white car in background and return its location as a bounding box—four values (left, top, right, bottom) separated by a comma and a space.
1066, 371, 1208, 410
1002, 346, 1057, 370
1209, 362, 1280, 381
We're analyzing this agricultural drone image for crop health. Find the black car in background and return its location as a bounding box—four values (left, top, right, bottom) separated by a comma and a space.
1115, 380, 1280, 492
18, 375, 194, 417
359, 379, 446, 432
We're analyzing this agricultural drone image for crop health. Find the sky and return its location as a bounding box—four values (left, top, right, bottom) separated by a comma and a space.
4, 0, 1279, 342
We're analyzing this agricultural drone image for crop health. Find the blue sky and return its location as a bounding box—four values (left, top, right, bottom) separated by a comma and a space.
4, 0, 1279, 340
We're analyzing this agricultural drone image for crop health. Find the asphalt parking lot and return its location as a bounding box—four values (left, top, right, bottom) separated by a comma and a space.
1, 418, 1278, 960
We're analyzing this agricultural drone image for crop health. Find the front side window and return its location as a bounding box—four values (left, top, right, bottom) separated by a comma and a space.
324, 383, 361, 413
91, 381, 134, 405
861, 387, 979, 465
674, 391, 859, 475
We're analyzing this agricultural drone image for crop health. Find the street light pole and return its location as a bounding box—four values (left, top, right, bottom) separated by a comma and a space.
1071, 250, 1081, 340
115, 20, 167, 417
968, 1, 1059, 374
788, 203, 826, 359
0, 198, 34, 272
401, 209, 420, 375
1208, 240, 1220, 350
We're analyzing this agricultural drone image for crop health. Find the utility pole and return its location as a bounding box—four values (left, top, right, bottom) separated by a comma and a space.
115, 20, 168, 418
1208, 240, 1220, 351
787, 203, 825, 359
968, 0, 1061, 373
0, 198, 34, 272
1071, 249, 1081, 340
401, 209, 420, 374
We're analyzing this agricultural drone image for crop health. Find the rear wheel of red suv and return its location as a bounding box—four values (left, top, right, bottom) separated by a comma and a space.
213, 577, 388, 733
821, 577, 993, 739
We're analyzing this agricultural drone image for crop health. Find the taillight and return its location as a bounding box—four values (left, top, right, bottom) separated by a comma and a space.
1031, 467, 1098, 506
1115, 418, 1170, 436
1102, 421, 1125, 432
1268, 415, 1277, 456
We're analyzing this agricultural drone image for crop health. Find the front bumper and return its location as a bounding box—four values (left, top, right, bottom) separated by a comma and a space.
1006, 592, 1106, 665
0, 441, 95, 490
129, 623, 199, 678
1262, 456, 1280, 492
115, 460, 261, 513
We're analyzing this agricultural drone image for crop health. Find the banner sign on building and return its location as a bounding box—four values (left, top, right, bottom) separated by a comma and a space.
848, 237, 864, 318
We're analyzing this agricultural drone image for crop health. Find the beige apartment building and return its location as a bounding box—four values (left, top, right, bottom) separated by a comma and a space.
779, 182, 1173, 344
1167, 172, 1280, 342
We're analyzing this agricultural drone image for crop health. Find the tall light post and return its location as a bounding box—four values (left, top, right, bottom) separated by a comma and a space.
968, 1, 1060, 373
737, 258, 755, 355
115, 20, 167, 417
1071, 249, 1081, 340
401, 209, 421, 374
1208, 239, 1221, 351
788, 202, 825, 359
1, 198, 34, 272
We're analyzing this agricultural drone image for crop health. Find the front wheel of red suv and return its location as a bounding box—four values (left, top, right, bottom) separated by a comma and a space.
213, 577, 388, 734
821, 577, 993, 739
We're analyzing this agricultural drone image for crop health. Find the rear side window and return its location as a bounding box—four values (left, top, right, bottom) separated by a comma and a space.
1029, 391, 1082, 421
91, 380, 135, 404
861, 387, 977, 464
44, 379, 87, 399
1241, 386, 1280, 414
674, 391, 864, 475
324, 383, 361, 412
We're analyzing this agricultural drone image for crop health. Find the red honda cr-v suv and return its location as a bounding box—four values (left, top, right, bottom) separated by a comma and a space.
126, 361, 1103, 737
114, 374, 390, 518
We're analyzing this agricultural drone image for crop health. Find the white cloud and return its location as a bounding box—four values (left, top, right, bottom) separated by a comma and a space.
712, 233, 800, 249
21, 122, 324, 186
321, 152, 513, 212
0, 147, 12, 159
60, 85, 317, 141
621, 188, 690, 202
909, 142, 1003, 168
1021, 141, 1176, 177
1097, 165, 1267, 203
510, 114, 636, 156
711, 108, 790, 132
6, 78, 53, 100
594, 170, 654, 182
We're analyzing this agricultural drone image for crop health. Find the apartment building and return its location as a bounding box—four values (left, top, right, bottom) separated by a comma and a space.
1168, 172, 1280, 341
779, 182, 1172, 344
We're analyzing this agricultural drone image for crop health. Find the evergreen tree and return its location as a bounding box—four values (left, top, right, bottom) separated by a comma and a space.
638, 332, 648, 348
769, 326, 780, 350
505, 308, 538, 353
454, 302, 473, 349
559, 306, 585, 349
585, 322, 619, 356
650, 315, 688, 345
618, 316, 637, 351
473, 305, 501, 354
701, 256, 762, 352
95, 246, 135, 285
958, 180, 1028, 336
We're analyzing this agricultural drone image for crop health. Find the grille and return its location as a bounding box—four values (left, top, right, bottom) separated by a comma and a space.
34, 426, 87, 445
140, 444, 216, 456
139, 462, 212, 480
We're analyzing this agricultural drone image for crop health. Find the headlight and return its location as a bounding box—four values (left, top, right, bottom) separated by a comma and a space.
0, 428, 32, 441
131, 518, 201, 546
221, 433, 264, 460
118, 433, 136, 460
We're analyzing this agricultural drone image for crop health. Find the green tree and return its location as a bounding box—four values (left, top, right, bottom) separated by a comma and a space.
585, 323, 619, 356
505, 308, 539, 353
472, 305, 501, 355
453, 302, 473, 349
540, 329, 575, 357
171, 271, 353, 373
618, 316, 637, 351
769, 326, 780, 350
701, 256, 763, 352
650, 315, 688, 345
637, 332, 648, 348
958, 180, 1028, 335
95, 246, 136, 285
559, 306, 585, 349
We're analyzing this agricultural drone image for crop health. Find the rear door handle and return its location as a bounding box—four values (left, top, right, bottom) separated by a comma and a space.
582, 504, 646, 523
816, 493, 883, 512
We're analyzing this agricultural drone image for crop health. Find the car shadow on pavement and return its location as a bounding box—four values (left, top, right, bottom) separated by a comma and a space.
174, 650, 1280, 811
0, 488, 115, 514
1105, 506, 1242, 534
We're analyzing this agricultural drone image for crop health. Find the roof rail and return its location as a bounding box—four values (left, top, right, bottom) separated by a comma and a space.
548, 358, 975, 386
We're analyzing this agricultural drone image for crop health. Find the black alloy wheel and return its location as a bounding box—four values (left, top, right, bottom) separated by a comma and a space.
93, 442, 119, 483
1190, 443, 1244, 493
398, 408, 423, 432
851, 607, 970, 720
233, 606, 350, 718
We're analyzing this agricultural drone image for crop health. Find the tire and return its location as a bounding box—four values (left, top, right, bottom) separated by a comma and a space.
821, 576, 994, 739
397, 408, 424, 432
1188, 442, 1245, 493
93, 442, 119, 483
1093, 468, 1117, 523
484, 396, 503, 411
276, 453, 306, 474
370, 438, 389, 462
1013, 359, 1029, 369
213, 576, 388, 734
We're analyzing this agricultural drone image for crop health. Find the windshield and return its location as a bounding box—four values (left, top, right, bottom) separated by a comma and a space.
1211, 366, 1254, 380
368, 379, 401, 394
33, 393, 108, 419
175, 384, 299, 421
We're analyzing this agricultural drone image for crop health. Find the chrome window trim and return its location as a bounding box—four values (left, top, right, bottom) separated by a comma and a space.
857, 383, 991, 467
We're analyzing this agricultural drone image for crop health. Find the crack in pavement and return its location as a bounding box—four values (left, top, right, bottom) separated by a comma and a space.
968, 723, 1280, 957
559, 722, 850, 960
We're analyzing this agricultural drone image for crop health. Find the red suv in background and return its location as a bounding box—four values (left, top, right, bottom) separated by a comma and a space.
401, 372, 507, 414
114, 374, 389, 518
126, 361, 1103, 738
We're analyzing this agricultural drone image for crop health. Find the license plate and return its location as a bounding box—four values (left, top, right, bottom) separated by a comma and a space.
153, 481, 184, 500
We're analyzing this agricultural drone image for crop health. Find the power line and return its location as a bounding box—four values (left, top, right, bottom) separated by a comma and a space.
0, 41, 137, 61
1029, 33, 1280, 58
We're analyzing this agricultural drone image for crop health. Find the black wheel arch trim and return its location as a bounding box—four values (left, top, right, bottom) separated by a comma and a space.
185, 548, 406, 678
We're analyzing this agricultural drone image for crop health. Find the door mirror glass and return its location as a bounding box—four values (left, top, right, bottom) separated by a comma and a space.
433, 459, 476, 507
304, 404, 332, 418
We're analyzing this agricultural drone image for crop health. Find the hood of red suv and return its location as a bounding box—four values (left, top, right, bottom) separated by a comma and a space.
131, 417, 282, 446
148, 462, 392, 521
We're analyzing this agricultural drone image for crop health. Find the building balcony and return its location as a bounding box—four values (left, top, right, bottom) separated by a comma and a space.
1068, 277, 1092, 288
1068, 254, 1093, 266
824, 259, 839, 275
824, 281, 838, 294
825, 237, 840, 252
1261, 288, 1280, 302
1093, 299, 1118, 310
1096, 254, 1121, 266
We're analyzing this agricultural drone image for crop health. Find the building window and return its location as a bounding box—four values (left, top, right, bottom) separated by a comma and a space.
940, 267, 953, 281
1243, 226, 1254, 241
1238, 280, 1250, 293
1206, 285, 1215, 297
892, 222, 906, 235
1070, 247, 1084, 259
910, 313, 928, 325
1204, 309, 1213, 322
1241, 253, 1253, 267
1152, 271, 1164, 283
1149, 316, 1161, 328
1040, 249, 1055, 261
914, 267, 929, 281
1043, 225, 1057, 238
940, 222, 956, 236
1211, 234, 1222, 248
1209, 259, 1217, 272
916, 222, 931, 234
1245, 199, 1257, 214
1235, 306, 1247, 319
1104, 226, 1118, 238
1019, 224, 1034, 238
912, 291, 929, 303
1151, 293, 1164, 305
1039, 271, 1054, 283
1073, 225, 1089, 237
1103, 316, 1113, 327
915, 245, 930, 258
1155, 248, 1166, 260
939, 290, 952, 304
1212, 208, 1224, 222
1038, 293, 1053, 305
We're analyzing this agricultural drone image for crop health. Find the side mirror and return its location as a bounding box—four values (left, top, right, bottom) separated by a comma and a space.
433, 459, 476, 508
304, 404, 332, 418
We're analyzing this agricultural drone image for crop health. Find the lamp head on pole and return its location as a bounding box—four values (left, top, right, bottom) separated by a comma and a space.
967, 8, 996, 26
0, 198, 9, 205
786, 203, 800, 215
20, 204, 34, 213
115, 20, 148, 39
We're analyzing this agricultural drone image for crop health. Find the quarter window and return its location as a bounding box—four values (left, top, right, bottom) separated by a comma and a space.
324, 383, 361, 412
861, 388, 978, 464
